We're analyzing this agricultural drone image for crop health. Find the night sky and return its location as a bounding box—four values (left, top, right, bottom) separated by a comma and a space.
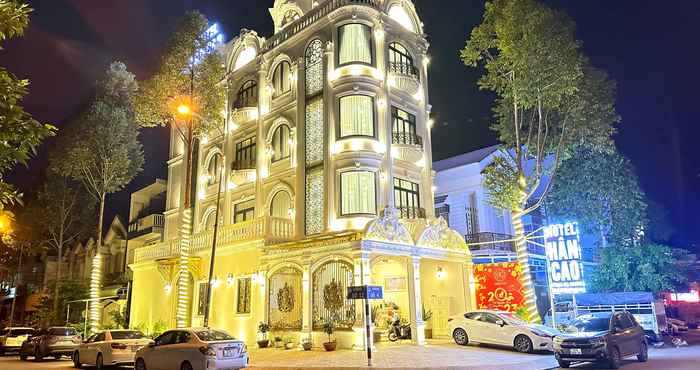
2, 1, 698, 248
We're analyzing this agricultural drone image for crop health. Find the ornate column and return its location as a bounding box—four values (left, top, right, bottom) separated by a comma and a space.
301, 263, 312, 334
406, 255, 426, 345
463, 262, 477, 311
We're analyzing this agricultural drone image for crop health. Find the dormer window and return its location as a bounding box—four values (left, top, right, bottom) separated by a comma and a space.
338, 24, 373, 66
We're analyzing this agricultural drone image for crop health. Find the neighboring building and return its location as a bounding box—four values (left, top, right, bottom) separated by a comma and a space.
127, 179, 167, 254
129, 0, 475, 348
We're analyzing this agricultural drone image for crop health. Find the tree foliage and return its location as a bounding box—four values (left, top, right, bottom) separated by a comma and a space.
546, 146, 646, 247
0, 1, 56, 207
31, 279, 88, 327
134, 10, 225, 135
591, 244, 689, 293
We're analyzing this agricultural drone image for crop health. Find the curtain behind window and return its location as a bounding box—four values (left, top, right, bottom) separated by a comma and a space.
340, 95, 373, 137
341, 171, 376, 215
339, 24, 372, 65
270, 191, 292, 218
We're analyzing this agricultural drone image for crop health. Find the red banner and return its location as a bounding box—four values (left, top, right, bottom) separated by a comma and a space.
474, 262, 526, 313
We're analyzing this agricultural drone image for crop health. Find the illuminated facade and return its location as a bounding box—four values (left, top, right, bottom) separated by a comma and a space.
129, 0, 474, 348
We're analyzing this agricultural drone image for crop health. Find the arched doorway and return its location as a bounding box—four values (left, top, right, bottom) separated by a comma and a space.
268, 266, 303, 331
312, 259, 355, 330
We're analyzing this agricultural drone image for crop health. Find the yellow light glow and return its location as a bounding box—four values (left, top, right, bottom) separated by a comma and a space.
228, 122, 239, 132
436, 267, 446, 280
351, 139, 363, 151
211, 277, 221, 288
350, 65, 363, 76
164, 283, 173, 294
177, 104, 191, 115
227, 181, 237, 191
227, 274, 234, 286
424, 56, 431, 67
372, 141, 386, 154
427, 118, 435, 128
431, 185, 437, 193
413, 88, 424, 102
388, 75, 397, 88
220, 109, 227, 118
201, 135, 209, 145
371, 67, 384, 81
259, 167, 269, 179
89, 253, 102, 333
415, 157, 426, 168
391, 147, 399, 158
198, 190, 205, 200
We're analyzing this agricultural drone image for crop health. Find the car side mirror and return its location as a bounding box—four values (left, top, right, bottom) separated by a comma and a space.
497, 319, 506, 327
612, 325, 622, 334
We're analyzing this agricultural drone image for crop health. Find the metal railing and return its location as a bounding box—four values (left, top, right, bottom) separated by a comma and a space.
397, 206, 426, 219
389, 62, 419, 77
262, 0, 380, 52
128, 214, 164, 239
392, 132, 423, 147
466, 232, 515, 253
232, 160, 256, 171
233, 97, 258, 109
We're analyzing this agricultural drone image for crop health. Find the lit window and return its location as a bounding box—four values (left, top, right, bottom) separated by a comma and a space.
391, 107, 420, 145
338, 24, 373, 66
206, 153, 222, 185
271, 125, 291, 162
339, 95, 374, 138
236, 80, 258, 108
234, 137, 256, 170
272, 61, 292, 97
234, 47, 257, 71
389, 43, 417, 77
236, 277, 252, 314
203, 210, 217, 230
388, 5, 416, 33
340, 171, 376, 215
233, 199, 255, 224
394, 178, 422, 218
270, 191, 292, 219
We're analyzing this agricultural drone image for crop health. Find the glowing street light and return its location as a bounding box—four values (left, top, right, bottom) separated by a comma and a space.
177, 104, 191, 116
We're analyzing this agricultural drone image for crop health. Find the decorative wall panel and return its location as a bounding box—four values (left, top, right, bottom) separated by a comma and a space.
268, 267, 303, 330
312, 260, 356, 330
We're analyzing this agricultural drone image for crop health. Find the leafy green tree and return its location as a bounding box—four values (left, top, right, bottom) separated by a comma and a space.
59, 61, 143, 331
0, 1, 56, 207
32, 279, 88, 327
134, 11, 224, 328
461, 0, 619, 322
546, 146, 646, 248
591, 243, 689, 293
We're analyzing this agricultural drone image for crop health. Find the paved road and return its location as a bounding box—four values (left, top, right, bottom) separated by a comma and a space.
0, 356, 130, 369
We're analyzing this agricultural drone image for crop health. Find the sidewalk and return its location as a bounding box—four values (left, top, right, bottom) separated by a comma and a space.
247, 340, 558, 370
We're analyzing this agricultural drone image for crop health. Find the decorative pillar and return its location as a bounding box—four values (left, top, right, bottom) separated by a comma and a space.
463, 262, 477, 311
407, 256, 426, 345
301, 264, 312, 334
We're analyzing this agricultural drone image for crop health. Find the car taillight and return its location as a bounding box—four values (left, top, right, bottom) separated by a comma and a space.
111, 343, 128, 350
198, 346, 216, 356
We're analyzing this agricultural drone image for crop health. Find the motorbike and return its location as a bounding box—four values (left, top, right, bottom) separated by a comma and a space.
388, 320, 411, 342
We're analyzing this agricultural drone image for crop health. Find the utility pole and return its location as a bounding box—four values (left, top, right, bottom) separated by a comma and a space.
8, 243, 24, 328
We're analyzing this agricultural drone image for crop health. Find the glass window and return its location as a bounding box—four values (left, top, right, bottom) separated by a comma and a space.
339, 95, 374, 138
272, 61, 292, 97
94, 333, 106, 342
270, 191, 292, 219
154, 331, 177, 346
391, 107, 419, 145
271, 125, 291, 162
194, 329, 235, 342
236, 277, 252, 314
48, 327, 77, 336
206, 153, 221, 185
338, 24, 373, 66
7, 328, 33, 336
236, 80, 258, 108
197, 282, 208, 316
110, 331, 146, 340
389, 43, 417, 76
479, 313, 502, 325
174, 331, 191, 344
394, 178, 421, 218
234, 199, 255, 224
465, 312, 482, 320
234, 137, 256, 170
340, 171, 377, 215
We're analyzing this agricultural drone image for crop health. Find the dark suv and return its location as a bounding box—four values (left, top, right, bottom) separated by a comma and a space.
19, 326, 81, 361
553, 312, 648, 368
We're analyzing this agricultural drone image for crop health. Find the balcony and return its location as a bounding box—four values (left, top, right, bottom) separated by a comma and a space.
397, 206, 426, 219
388, 62, 420, 95
466, 232, 545, 256
231, 106, 258, 125
391, 132, 423, 163
133, 216, 294, 264
392, 132, 423, 147
128, 214, 164, 241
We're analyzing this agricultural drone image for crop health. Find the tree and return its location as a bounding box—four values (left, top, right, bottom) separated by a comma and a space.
24, 169, 94, 323
461, 0, 619, 322
32, 279, 88, 328
0, 1, 56, 207
591, 243, 689, 293
60, 61, 143, 331
134, 11, 224, 328
546, 146, 646, 249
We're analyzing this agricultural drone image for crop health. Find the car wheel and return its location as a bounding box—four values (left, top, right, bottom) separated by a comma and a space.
0, 347, 5, 356
73, 351, 82, 369
557, 359, 571, 368
96, 353, 104, 369
181, 361, 193, 370
388, 332, 399, 342
136, 358, 147, 370
608, 346, 621, 369
34, 346, 43, 361
452, 328, 469, 346
513, 335, 533, 353
19, 346, 27, 361
637, 341, 648, 362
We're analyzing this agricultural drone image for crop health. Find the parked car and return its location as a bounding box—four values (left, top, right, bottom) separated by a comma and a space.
447, 310, 559, 353
667, 318, 689, 335
19, 326, 81, 361
73, 329, 153, 369
553, 312, 648, 369
0, 327, 35, 355
135, 328, 248, 370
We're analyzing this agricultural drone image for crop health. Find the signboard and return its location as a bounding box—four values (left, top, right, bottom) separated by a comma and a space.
474, 262, 526, 313
347, 285, 383, 300
545, 222, 586, 294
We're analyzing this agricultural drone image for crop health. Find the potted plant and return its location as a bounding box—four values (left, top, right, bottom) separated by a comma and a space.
257, 322, 270, 348
284, 334, 295, 350
422, 305, 434, 339
371, 304, 383, 343
322, 318, 337, 351
274, 334, 284, 348
301, 335, 313, 351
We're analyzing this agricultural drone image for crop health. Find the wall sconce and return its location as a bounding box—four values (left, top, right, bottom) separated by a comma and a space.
164, 283, 173, 294
227, 273, 234, 286
201, 135, 209, 145
211, 276, 221, 288
436, 267, 446, 280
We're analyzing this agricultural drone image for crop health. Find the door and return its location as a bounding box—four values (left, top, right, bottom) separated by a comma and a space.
611, 313, 634, 356
80, 334, 97, 365
621, 313, 644, 355
148, 331, 178, 370
430, 296, 450, 337
163, 331, 195, 370
462, 312, 486, 342
479, 313, 511, 345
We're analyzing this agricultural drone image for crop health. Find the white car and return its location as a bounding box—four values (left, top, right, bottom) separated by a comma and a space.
135, 328, 248, 370
73, 329, 152, 369
0, 327, 34, 355
448, 310, 559, 353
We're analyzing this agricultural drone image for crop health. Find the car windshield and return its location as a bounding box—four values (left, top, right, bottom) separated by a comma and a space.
194, 329, 235, 342
110, 331, 146, 340
565, 316, 610, 333
48, 328, 77, 336
9, 329, 34, 336
498, 312, 527, 325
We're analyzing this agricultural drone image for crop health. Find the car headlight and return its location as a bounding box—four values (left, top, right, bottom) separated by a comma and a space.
589, 337, 606, 347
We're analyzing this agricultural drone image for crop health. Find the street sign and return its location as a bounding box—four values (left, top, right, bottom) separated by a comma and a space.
347, 285, 383, 300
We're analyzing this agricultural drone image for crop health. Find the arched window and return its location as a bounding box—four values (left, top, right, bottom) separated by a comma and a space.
203, 209, 217, 230
234, 46, 257, 71
337, 24, 373, 66
339, 95, 374, 138
388, 5, 417, 33
236, 80, 258, 108
272, 61, 292, 97
281, 9, 301, 28
389, 42, 417, 77
270, 191, 292, 219
271, 125, 291, 162
206, 153, 222, 185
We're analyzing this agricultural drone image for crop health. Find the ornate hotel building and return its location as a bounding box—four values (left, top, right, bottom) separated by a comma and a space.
129, 0, 476, 348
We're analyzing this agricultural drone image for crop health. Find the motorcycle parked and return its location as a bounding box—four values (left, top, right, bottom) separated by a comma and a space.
388, 320, 411, 342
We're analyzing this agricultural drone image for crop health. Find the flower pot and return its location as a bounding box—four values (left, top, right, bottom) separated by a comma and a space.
285, 342, 295, 350
425, 329, 433, 339
323, 341, 337, 351
373, 331, 382, 343
302, 342, 312, 351
257, 339, 270, 348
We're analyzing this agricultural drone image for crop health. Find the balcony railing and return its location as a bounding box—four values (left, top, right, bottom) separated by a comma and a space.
397, 206, 426, 219
233, 97, 258, 110
389, 62, 419, 78
128, 214, 164, 239
465, 232, 545, 256
392, 132, 423, 147
232, 160, 256, 171
133, 216, 294, 264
